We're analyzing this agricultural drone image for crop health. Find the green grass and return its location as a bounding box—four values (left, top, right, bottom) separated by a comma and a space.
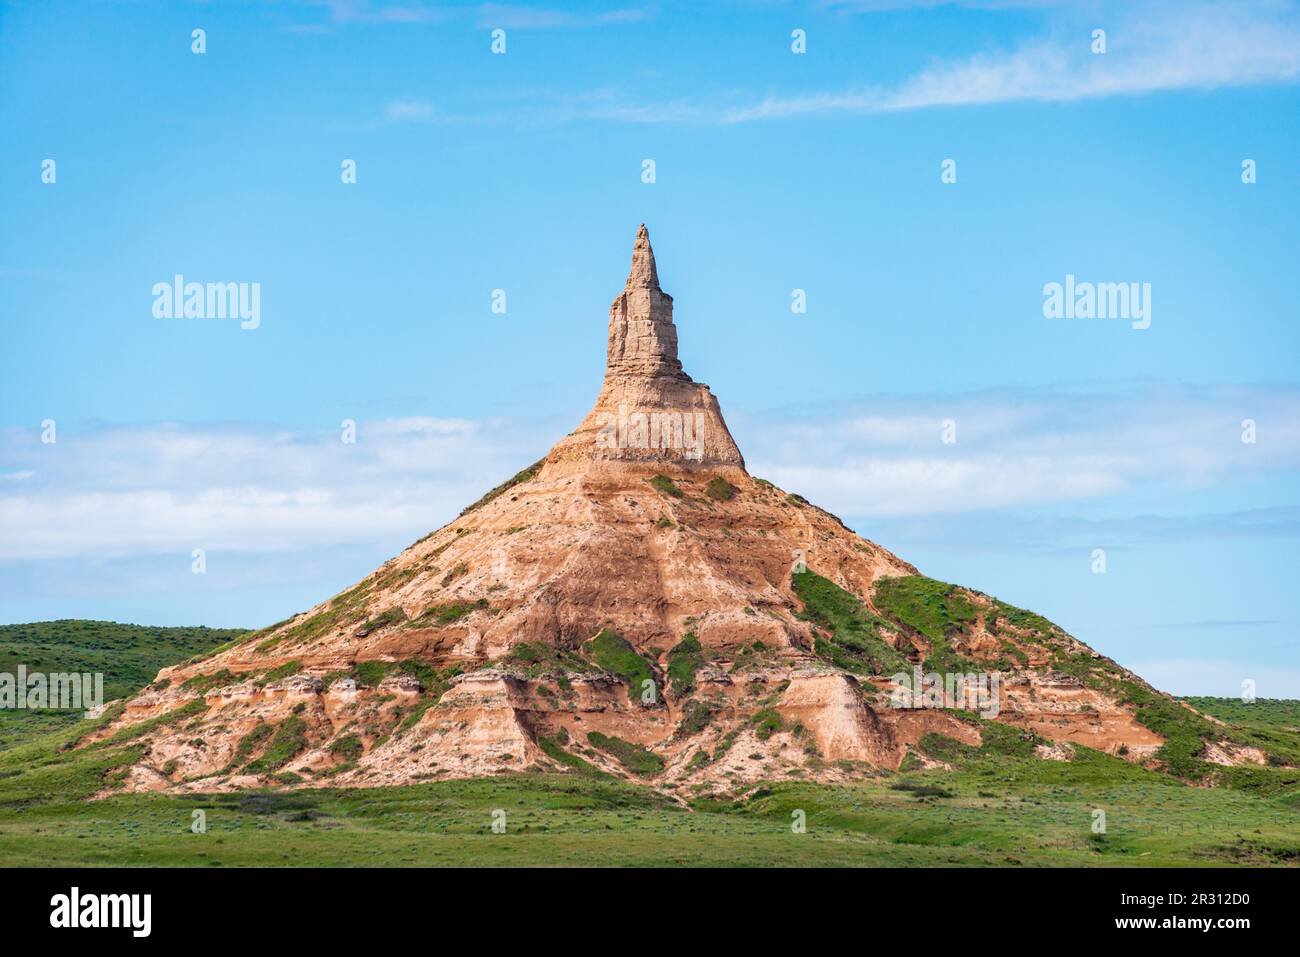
585, 732, 664, 777
354, 607, 407, 637
536, 729, 605, 776
354, 661, 398, 688
0, 620, 243, 748
583, 630, 656, 700
675, 700, 714, 737
752, 707, 784, 741
705, 477, 737, 501
244, 717, 309, 774
406, 599, 489, 628
648, 474, 684, 498
792, 570, 910, 676
1182, 697, 1300, 768
258, 661, 303, 686
2, 710, 1297, 866
666, 633, 704, 695
871, 575, 979, 673
3, 623, 1297, 867
180, 669, 241, 694
501, 643, 589, 679
328, 734, 364, 762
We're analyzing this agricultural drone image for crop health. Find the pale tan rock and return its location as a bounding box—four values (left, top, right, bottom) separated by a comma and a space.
88, 225, 1196, 796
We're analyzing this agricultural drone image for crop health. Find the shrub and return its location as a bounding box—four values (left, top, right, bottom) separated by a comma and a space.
245, 716, 309, 774
328, 734, 363, 762
705, 477, 737, 501
259, 660, 303, 686
666, 633, 704, 694
648, 474, 684, 498
792, 570, 910, 675
354, 660, 398, 688
354, 607, 406, 637
406, 599, 488, 628
583, 629, 655, 699
675, 700, 713, 737
586, 731, 664, 777
752, 707, 784, 741
180, 669, 241, 694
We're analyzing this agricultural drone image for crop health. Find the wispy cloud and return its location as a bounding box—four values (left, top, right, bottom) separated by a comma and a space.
564, 1, 1300, 123
383, 98, 437, 122
737, 383, 1300, 517
0, 418, 553, 561
2, 384, 1297, 562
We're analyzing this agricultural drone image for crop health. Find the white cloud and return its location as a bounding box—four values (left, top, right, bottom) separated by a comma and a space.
568, 1, 1300, 124
0, 418, 550, 561
737, 384, 1300, 517
1, 384, 1296, 562
383, 99, 436, 122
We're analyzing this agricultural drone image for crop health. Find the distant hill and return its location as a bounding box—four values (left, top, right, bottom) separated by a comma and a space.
0, 620, 246, 748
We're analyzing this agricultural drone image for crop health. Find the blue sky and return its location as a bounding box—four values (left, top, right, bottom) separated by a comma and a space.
1, 0, 1298, 696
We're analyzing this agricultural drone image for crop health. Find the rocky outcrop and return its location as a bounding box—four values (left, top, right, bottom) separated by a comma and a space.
88, 225, 1189, 797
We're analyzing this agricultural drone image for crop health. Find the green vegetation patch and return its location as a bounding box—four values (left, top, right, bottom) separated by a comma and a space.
730, 640, 778, 673
675, 700, 714, 738
666, 633, 704, 695
95, 698, 209, 749
1181, 697, 1300, 769
406, 599, 488, 628
258, 661, 303, 686
0, 620, 243, 747
752, 707, 784, 741
537, 729, 605, 775
180, 669, 242, 694
793, 570, 909, 676
354, 661, 398, 688
705, 477, 737, 501
354, 607, 407, 637
586, 731, 664, 777
328, 734, 363, 763
583, 630, 656, 698
871, 575, 978, 673
502, 643, 589, 679
245, 717, 309, 774
648, 474, 684, 498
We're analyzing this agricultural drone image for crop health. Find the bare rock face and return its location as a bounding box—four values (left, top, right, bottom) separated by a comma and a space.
606, 224, 685, 380
544, 225, 744, 473
89, 225, 1192, 797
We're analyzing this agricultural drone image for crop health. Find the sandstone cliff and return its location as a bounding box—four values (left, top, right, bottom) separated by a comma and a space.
86, 226, 1250, 797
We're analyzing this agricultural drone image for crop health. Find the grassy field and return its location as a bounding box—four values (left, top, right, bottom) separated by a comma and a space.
1, 718, 1298, 866
0, 620, 246, 749
0, 620, 1297, 867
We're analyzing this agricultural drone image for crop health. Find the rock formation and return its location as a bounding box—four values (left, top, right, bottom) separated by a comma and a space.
86, 225, 1244, 796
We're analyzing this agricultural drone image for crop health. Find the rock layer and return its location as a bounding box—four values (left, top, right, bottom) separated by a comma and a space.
88, 225, 1208, 797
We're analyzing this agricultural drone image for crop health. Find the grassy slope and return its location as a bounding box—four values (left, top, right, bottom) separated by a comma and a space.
0, 620, 244, 748
1, 620, 1297, 867
0, 715, 1296, 866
